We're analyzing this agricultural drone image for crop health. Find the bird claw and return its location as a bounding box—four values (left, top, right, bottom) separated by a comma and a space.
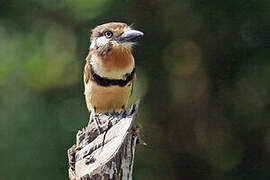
110, 109, 119, 116
104, 109, 117, 116
106, 109, 119, 121
90, 105, 131, 135
119, 107, 127, 118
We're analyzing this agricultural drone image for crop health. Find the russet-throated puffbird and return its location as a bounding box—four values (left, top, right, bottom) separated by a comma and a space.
84, 22, 144, 114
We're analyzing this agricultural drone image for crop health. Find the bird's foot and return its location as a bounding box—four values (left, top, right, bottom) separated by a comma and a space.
119, 105, 127, 118
104, 109, 120, 117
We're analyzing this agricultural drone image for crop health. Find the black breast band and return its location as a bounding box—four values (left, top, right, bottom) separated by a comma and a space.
90, 64, 135, 87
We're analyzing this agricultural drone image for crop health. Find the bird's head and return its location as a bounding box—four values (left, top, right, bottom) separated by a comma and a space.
89, 22, 144, 56
87, 22, 143, 79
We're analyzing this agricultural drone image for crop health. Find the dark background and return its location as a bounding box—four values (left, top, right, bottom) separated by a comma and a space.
0, 0, 269, 179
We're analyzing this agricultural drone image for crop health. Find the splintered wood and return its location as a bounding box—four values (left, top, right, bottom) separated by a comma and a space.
67, 101, 140, 180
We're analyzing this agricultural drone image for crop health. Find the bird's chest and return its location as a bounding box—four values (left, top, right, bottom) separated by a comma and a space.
85, 81, 132, 112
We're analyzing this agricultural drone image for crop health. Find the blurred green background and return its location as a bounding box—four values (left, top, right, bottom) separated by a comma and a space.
0, 0, 269, 179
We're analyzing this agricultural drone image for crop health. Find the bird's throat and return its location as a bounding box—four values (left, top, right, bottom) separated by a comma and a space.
90, 48, 134, 80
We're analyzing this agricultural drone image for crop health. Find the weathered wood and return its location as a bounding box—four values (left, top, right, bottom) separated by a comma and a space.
67, 101, 140, 180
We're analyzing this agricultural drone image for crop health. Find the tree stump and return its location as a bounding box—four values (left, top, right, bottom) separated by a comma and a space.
67, 101, 140, 180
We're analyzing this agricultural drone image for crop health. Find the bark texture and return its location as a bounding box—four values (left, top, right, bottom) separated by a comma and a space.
67, 101, 140, 180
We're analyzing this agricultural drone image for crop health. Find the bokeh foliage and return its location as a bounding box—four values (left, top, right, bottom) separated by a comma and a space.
0, 0, 269, 179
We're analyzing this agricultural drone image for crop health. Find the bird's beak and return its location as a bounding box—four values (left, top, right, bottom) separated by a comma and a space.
118, 30, 144, 43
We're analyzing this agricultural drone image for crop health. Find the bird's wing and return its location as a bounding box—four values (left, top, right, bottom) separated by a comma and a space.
84, 53, 92, 84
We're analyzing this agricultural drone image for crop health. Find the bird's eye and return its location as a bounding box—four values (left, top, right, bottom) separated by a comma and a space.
104, 31, 113, 39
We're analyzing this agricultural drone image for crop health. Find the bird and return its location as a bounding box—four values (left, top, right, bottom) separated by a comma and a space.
84, 22, 144, 114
